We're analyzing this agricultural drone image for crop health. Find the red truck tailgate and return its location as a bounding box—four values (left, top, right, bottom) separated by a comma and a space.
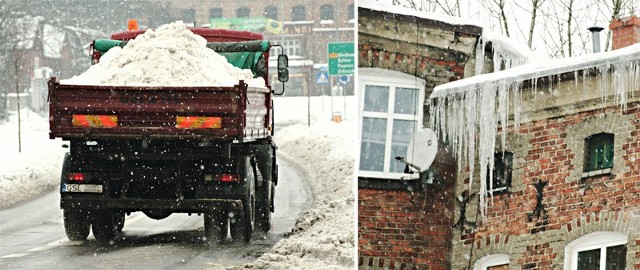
48, 79, 271, 141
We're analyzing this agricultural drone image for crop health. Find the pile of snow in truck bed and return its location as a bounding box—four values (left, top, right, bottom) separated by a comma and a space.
62, 21, 264, 87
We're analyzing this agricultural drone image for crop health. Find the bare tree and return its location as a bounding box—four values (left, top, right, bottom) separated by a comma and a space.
479, 0, 511, 37
526, 0, 547, 48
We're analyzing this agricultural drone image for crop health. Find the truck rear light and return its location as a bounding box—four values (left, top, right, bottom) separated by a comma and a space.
176, 116, 222, 129
214, 174, 239, 182
72, 115, 117, 128
67, 172, 90, 182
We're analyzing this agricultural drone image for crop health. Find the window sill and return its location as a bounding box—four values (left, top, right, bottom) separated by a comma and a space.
581, 168, 612, 178
486, 186, 510, 196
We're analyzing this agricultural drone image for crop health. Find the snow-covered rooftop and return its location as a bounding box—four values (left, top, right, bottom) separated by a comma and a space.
359, 0, 480, 27
359, 0, 534, 72
433, 43, 640, 97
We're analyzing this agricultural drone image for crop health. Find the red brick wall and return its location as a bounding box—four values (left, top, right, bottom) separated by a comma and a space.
359, 146, 458, 270
610, 16, 640, 50
359, 188, 452, 270
454, 103, 640, 269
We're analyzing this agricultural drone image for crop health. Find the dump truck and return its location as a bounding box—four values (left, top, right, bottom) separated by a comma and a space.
48, 26, 289, 244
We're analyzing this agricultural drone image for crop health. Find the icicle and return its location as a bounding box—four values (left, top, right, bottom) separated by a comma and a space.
574, 70, 578, 89
475, 37, 485, 76
498, 81, 508, 152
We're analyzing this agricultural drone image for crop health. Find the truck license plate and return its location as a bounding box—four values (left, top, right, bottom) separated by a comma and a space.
61, 184, 103, 193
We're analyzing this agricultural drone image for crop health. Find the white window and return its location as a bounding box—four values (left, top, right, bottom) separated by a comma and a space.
270, 39, 302, 57
565, 231, 627, 270
358, 68, 425, 179
474, 254, 509, 270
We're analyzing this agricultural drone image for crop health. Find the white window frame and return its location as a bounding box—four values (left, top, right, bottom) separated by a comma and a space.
270, 39, 302, 57
474, 254, 509, 270
564, 231, 627, 270
357, 68, 426, 180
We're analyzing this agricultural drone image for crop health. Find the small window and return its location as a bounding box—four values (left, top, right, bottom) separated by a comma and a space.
348, 4, 354, 20
487, 152, 512, 194
474, 254, 509, 270
209, 8, 223, 19
292, 5, 305, 21
584, 133, 614, 172
264, 6, 277, 20
320, 4, 334, 21
236, 7, 250, 18
181, 8, 195, 23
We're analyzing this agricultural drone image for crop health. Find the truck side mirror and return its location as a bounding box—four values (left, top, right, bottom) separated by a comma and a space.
277, 55, 289, 82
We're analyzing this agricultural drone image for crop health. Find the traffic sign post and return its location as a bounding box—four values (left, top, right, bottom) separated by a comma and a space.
328, 42, 354, 76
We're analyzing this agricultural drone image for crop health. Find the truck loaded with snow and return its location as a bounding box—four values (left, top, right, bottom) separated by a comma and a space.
48, 22, 289, 244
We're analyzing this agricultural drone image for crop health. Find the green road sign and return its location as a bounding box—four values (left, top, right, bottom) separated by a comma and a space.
328, 42, 354, 75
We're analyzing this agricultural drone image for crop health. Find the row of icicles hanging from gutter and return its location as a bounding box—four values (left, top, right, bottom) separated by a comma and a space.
429, 59, 640, 221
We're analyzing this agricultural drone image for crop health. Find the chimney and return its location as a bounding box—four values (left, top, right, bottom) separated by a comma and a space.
610, 16, 640, 50
588, 26, 604, 53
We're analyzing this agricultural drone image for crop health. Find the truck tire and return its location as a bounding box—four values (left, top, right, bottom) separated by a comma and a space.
91, 209, 118, 243
256, 181, 273, 233
230, 158, 255, 243
63, 209, 90, 241
204, 212, 227, 245
115, 211, 125, 232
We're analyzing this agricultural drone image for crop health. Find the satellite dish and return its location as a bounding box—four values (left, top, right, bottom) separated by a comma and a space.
405, 128, 437, 173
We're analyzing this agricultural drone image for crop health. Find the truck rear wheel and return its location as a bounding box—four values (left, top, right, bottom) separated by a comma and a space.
256, 181, 273, 233
63, 209, 90, 241
204, 212, 226, 244
115, 211, 125, 232
91, 209, 118, 243
230, 158, 255, 243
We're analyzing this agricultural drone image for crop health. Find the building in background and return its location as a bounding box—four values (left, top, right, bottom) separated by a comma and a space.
157, 0, 355, 97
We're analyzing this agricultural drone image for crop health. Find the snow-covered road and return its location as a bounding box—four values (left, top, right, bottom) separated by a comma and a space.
0, 156, 311, 269
0, 95, 356, 269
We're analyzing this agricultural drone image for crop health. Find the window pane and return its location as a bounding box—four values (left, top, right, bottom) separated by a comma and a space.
585, 133, 614, 171
348, 4, 354, 20
264, 6, 277, 20
488, 265, 509, 270
209, 8, 223, 19
237, 7, 250, 18
320, 4, 334, 20
389, 120, 415, 173
606, 245, 626, 270
292, 6, 305, 21
360, 118, 387, 172
489, 152, 513, 192
394, 87, 419, 114
577, 249, 601, 270
363, 85, 389, 112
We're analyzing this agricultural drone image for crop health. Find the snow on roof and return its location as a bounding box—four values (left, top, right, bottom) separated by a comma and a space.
430, 43, 640, 219
359, 0, 481, 27
359, 0, 533, 71
433, 43, 640, 98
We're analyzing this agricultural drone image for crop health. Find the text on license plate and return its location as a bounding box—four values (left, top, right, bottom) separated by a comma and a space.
61, 184, 103, 193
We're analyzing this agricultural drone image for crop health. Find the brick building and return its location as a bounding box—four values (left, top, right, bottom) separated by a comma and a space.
357, 1, 640, 270
357, 1, 486, 269
429, 16, 640, 270
154, 0, 355, 96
